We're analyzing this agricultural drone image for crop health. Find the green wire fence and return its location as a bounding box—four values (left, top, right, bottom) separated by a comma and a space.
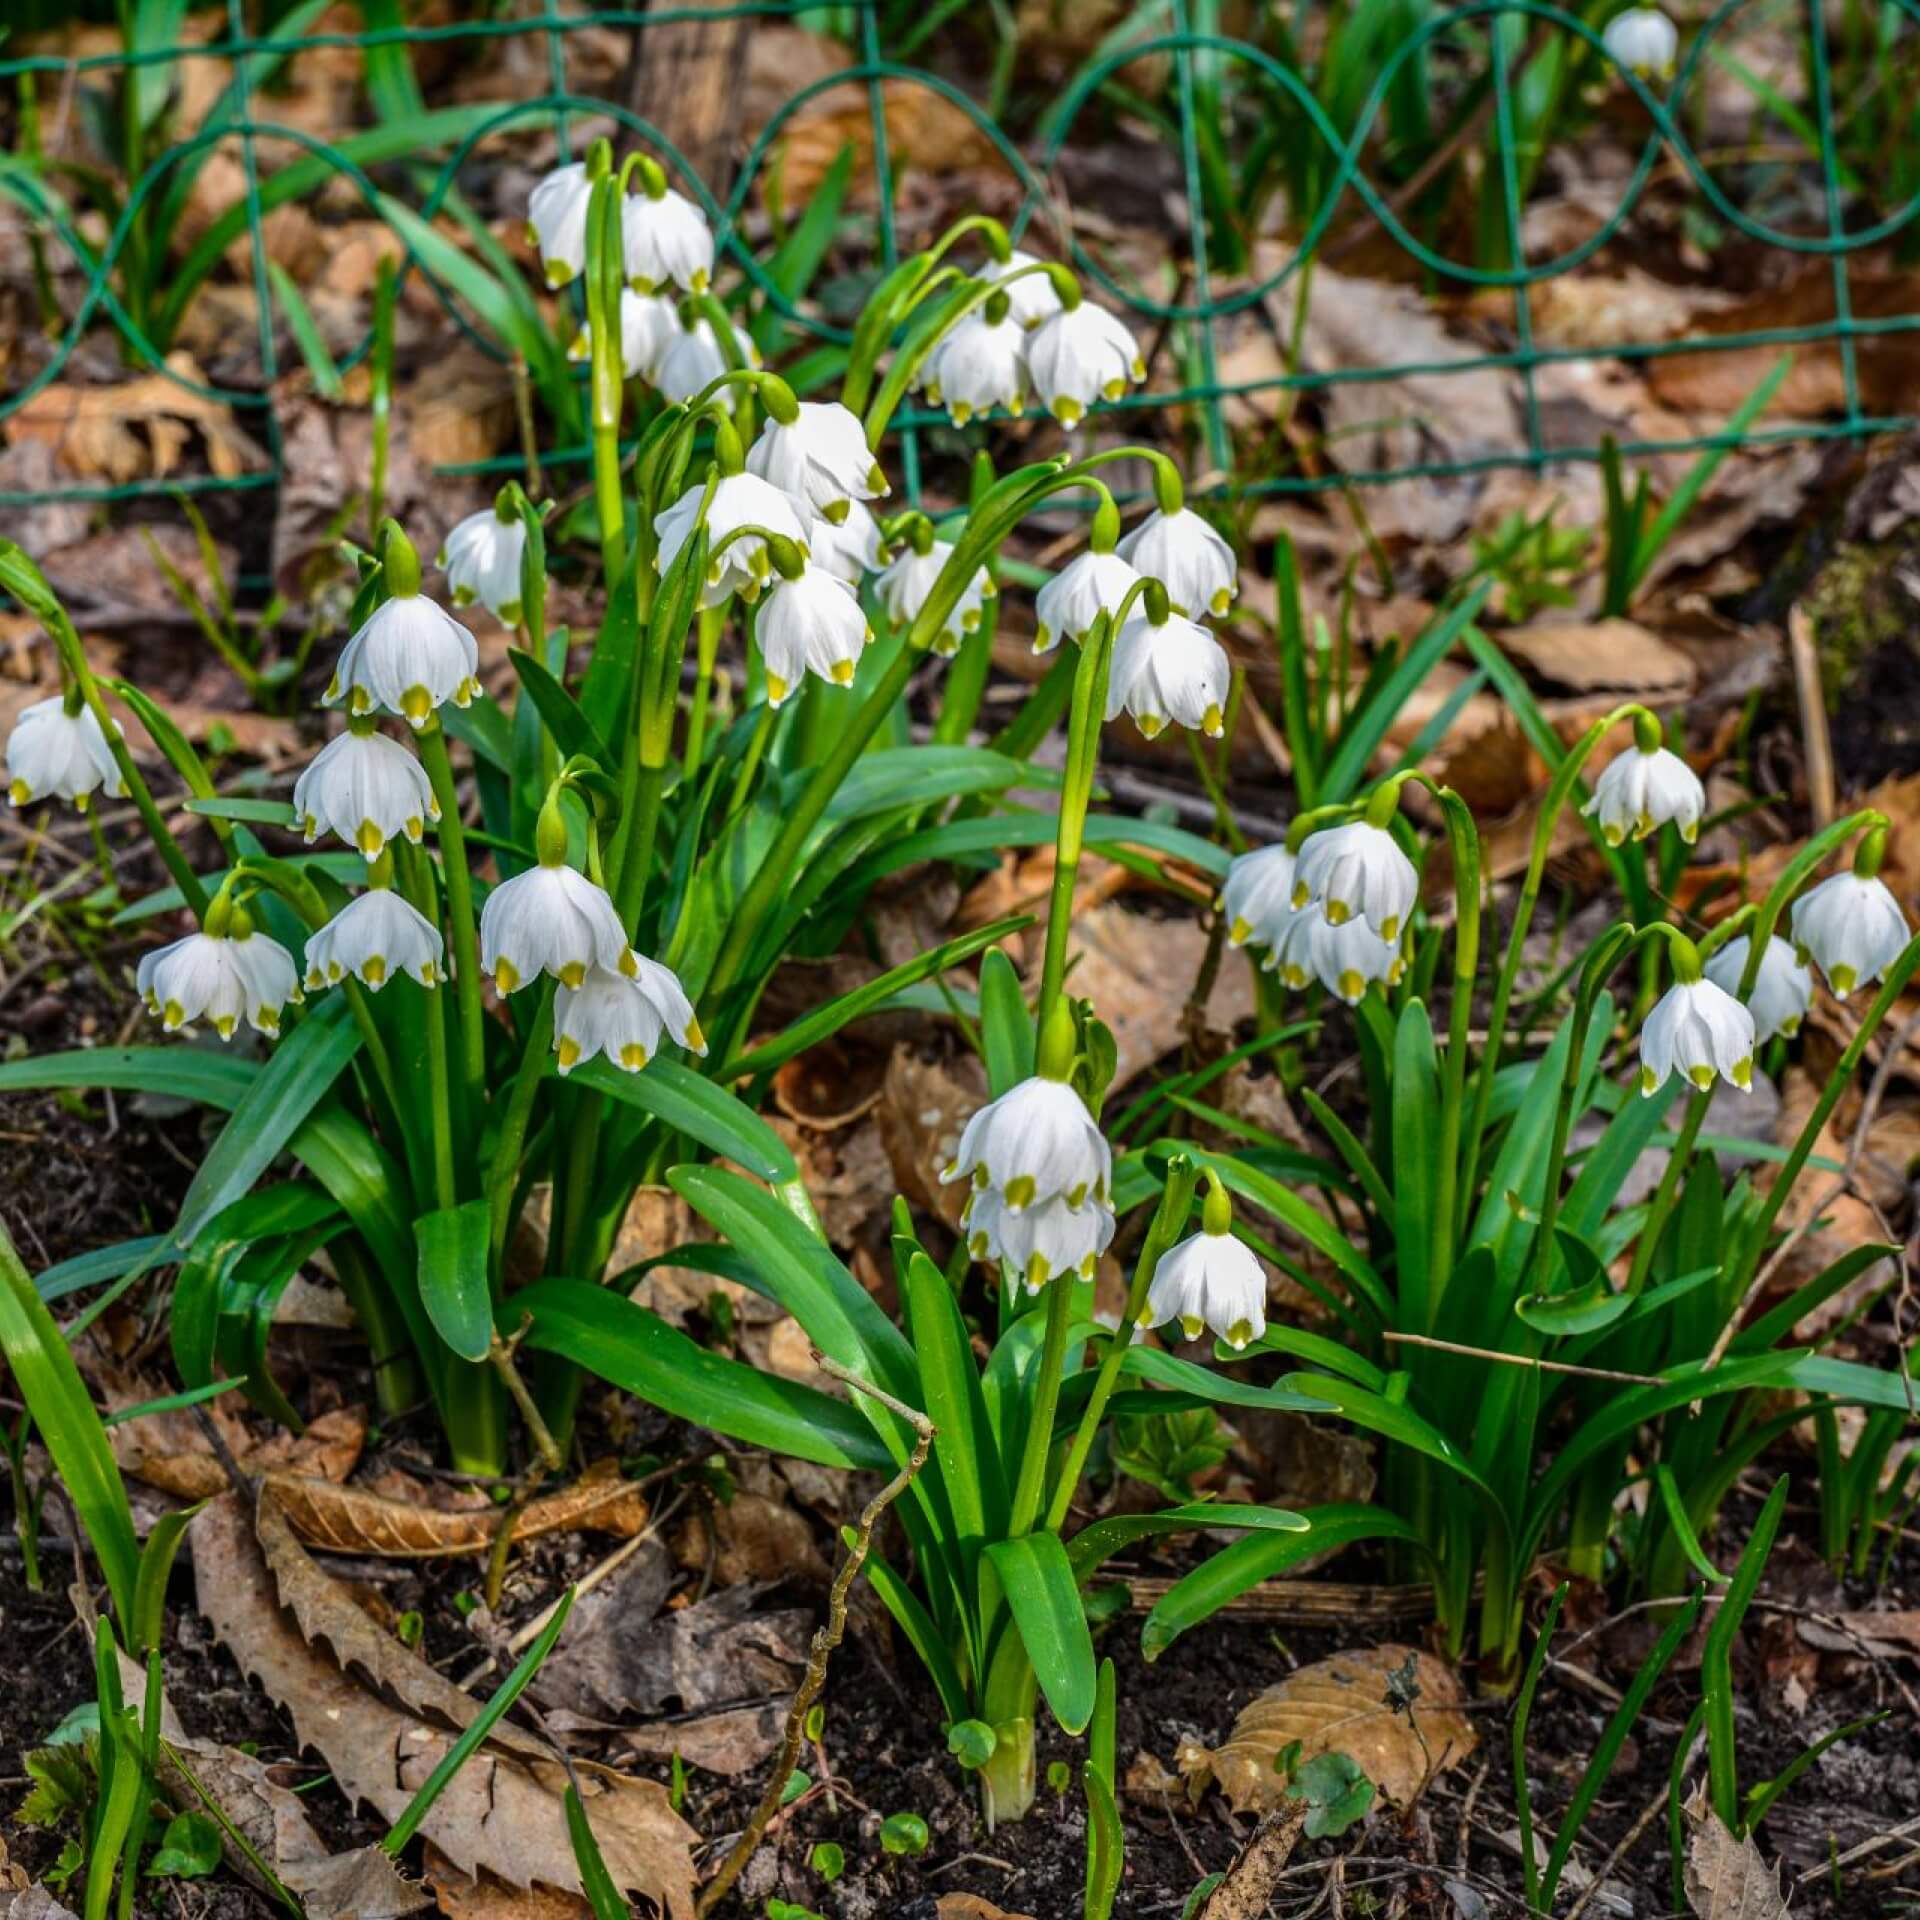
2, 0, 1917, 518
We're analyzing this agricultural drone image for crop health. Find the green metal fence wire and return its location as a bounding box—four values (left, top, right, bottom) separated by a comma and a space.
3, 0, 1917, 518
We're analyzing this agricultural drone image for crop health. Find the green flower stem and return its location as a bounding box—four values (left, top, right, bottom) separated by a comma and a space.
1398, 776, 1481, 1311
1036, 610, 1121, 1030
1007, 1267, 1079, 1539
418, 721, 487, 1104
1044, 1158, 1198, 1533
398, 844, 459, 1213
585, 175, 628, 588
683, 605, 724, 777
1623, 1088, 1711, 1299
0, 545, 209, 918
702, 640, 919, 1017
488, 981, 555, 1264
1457, 702, 1648, 1244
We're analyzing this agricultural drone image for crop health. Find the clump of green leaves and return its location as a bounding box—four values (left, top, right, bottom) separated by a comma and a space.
1111, 1407, 1230, 1504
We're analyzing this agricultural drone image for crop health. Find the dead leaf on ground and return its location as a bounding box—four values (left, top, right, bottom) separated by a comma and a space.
422, 1849, 593, 1920
875, 1044, 987, 1229
936, 1897, 1040, 1920
1501, 617, 1696, 695
607, 1583, 812, 1721
1683, 1798, 1790, 1920
674, 1488, 831, 1587
1197, 1804, 1310, 1920
3, 357, 267, 483
193, 1494, 697, 1915
1177, 1644, 1475, 1813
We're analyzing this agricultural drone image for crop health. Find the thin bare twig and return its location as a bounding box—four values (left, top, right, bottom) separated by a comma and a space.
696, 1354, 934, 1919
1382, 1330, 1663, 1385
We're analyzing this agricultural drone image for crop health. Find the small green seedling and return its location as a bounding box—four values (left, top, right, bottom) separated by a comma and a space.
809, 1841, 845, 1883
1284, 1751, 1375, 1839
803, 1702, 825, 1743
948, 1720, 997, 1770
1046, 1759, 1073, 1795
779, 1769, 811, 1807
879, 1811, 930, 1857
146, 1810, 223, 1879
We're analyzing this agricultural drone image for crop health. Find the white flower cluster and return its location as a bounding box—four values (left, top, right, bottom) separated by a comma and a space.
1602, 6, 1679, 79
1141, 1177, 1267, 1351
919, 251, 1146, 430
1219, 816, 1415, 1007
527, 159, 714, 294
943, 1075, 1115, 1295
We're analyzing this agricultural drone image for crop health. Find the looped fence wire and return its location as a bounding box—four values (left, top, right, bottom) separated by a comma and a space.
2, 0, 1916, 513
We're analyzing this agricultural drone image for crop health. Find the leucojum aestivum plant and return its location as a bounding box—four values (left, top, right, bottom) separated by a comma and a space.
0, 147, 1337, 1836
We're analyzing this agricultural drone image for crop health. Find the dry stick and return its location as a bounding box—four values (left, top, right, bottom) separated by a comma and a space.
1382, 1330, 1664, 1386
1789, 604, 1836, 830
696, 1356, 934, 1919
1700, 1005, 1920, 1384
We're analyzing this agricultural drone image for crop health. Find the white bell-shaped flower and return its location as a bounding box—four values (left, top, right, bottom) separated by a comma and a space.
991, 248, 1065, 329
963, 1187, 1115, 1294
1640, 976, 1755, 1095
1026, 302, 1145, 427
439, 507, 528, 625
324, 592, 480, 730
875, 541, 994, 657
292, 726, 438, 861
1584, 743, 1705, 846
480, 861, 635, 994
1791, 870, 1912, 1000
1034, 550, 1138, 655
757, 564, 871, 706
5, 696, 125, 810
567, 289, 680, 385
1116, 508, 1237, 620
653, 316, 761, 402
654, 471, 809, 609
1219, 844, 1300, 953
1291, 819, 1419, 943
1603, 6, 1678, 77
1267, 908, 1404, 1004
942, 1073, 1112, 1212
139, 924, 299, 1039
554, 955, 705, 1073
811, 501, 884, 584
1702, 934, 1813, 1044
1107, 606, 1229, 738
303, 890, 443, 992
745, 401, 886, 521
526, 160, 592, 287
622, 184, 713, 294
924, 310, 1028, 425
1142, 1185, 1268, 1350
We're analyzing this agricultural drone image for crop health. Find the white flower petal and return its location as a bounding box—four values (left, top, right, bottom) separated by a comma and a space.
1115, 508, 1236, 619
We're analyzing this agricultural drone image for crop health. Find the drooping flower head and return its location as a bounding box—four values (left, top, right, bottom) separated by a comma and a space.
654, 469, 809, 609
1603, 6, 1679, 79
1034, 489, 1137, 656
1584, 722, 1705, 846
924, 306, 1028, 426
622, 170, 714, 295
1219, 843, 1300, 955
1117, 506, 1237, 621
567, 289, 680, 385
964, 1188, 1115, 1296
757, 562, 871, 707
1106, 601, 1229, 739
303, 888, 443, 992
1027, 293, 1145, 427
1702, 933, 1813, 1045
292, 722, 438, 861
989, 247, 1065, 330
1142, 1175, 1268, 1351
324, 530, 479, 730
138, 895, 299, 1040
527, 159, 593, 287
1291, 801, 1420, 944
745, 398, 887, 522
1790, 830, 1911, 1000
439, 496, 532, 625
652, 313, 762, 403
875, 535, 994, 658
5, 695, 125, 811
553, 955, 704, 1074
1641, 969, 1755, 1096
811, 501, 885, 585
480, 789, 636, 995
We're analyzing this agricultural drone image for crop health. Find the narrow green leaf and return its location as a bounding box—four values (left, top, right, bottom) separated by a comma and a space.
983, 1534, 1097, 1735
574, 1056, 798, 1185
414, 1197, 494, 1363
978, 947, 1034, 1098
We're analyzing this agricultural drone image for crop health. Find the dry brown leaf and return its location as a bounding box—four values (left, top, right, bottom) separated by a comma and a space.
267, 1459, 649, 1558
770, 80, 1000, 205
1684, 1801, 1790, 1920
674, 1488, 830, 1587
1500, 618, 1695, 695
1178, 1644, 1474, 1812
936, 1897, 1040, 1920
1196, 1804, 1310, 1920
193, 1494, 697, 1915
422, 1850, 591, 1920
3, 356, 266, 482
875, 1044, 987, 1230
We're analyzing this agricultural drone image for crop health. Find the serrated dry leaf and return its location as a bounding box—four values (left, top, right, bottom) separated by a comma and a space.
422, 1849, 592, 1920
267, 1458, 649, 1558
192, 1494, 696, 1916
1684, 1803, 1790, 1920
3, 356, 266, 483
936, 1897, 1039, 1920
1179, 1644, 1474, 1812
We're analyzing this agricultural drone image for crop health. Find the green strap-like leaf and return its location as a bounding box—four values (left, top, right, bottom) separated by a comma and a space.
575, 1055, 798, 1185
982, 1534, 1097, 1736
414, 1197, 495, 1363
